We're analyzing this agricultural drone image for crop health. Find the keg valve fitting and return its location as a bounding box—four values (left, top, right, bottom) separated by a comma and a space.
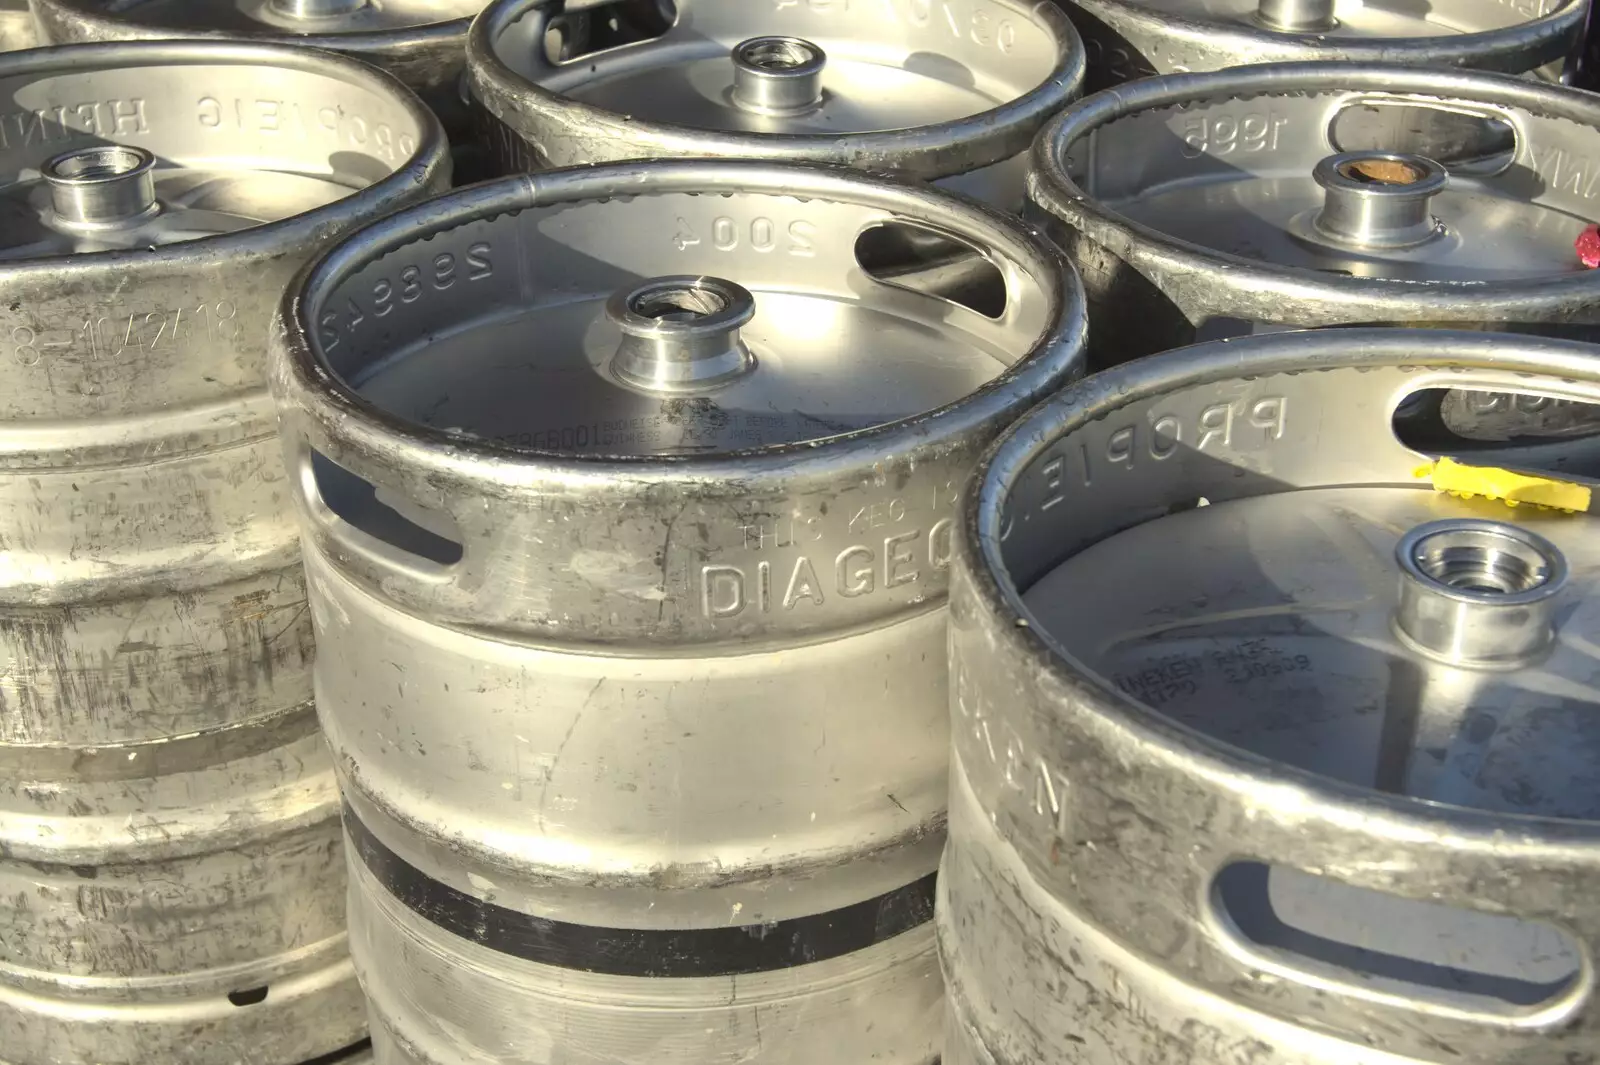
609, 275, 757, 393
1256, 0, 1337, 31
731, 36, 826, 114
1311, 152, 1448, 250
268, 0, 368, 17
44, 145, 160, 228
1394, 519, 1567, 668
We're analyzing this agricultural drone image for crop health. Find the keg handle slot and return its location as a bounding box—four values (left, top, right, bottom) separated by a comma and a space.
855, 222, 1010, 320
1327, 98, 1520, 179
1207, 861, 1588, 1022
296, 444, 465, 576
517, 0, 677, 71
1391, 384, 1600, 462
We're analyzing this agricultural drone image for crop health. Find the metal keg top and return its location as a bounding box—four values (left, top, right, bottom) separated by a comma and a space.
297, 164, 1068, 457
0, 42, 444, 264
1036, 64, 1600, 284
31, 0, 482, 37
1101, 0, 1571, 41
1024, 492, 1600, 819
472, 0, 1077, 145
977, 331, 1600, 822
0, 144, 352, 258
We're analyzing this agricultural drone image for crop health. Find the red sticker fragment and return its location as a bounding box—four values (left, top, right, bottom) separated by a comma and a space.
1577, 224, 1600, 269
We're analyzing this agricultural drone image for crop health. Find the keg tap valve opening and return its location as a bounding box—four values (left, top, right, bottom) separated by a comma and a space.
731, 36, 827, 114
1256, 0, 1337, 31
1311, 152, 1448, 250
1394, 519, 1567, 668
268, 0, 369, 17
609, 275, 758, 393
43, 145, 160, 228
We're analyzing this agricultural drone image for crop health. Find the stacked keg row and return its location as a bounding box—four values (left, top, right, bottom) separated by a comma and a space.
0, 0, 1597, 1063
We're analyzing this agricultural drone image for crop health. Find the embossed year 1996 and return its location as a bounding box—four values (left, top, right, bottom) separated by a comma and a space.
1180, 111, 1289, 160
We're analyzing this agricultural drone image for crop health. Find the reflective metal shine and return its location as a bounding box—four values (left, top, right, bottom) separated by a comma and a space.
942, 327, 1600, 1065
1031, 64, 1600, 364
1031, 62, 1600, 445
30, 0, 488, 123
0, 41, 449, 1065
270, 160, 1086, 1064
0, 0, 34, 51
1065, 0, 1583, 88
465, 0, 1085, 208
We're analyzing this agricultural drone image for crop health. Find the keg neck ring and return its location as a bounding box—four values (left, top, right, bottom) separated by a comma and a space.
1311, 152, 1448, 251
267, 0, 369, 18
731, 36, 827, 115
1393, 519, 1567, 669
43, 145, 160, 229
608, 275, 757, 394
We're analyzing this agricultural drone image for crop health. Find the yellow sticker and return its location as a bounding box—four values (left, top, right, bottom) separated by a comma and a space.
1418, 457, 1592, 514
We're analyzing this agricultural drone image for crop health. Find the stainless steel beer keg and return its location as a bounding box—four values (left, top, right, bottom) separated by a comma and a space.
1030, 63, 1600, 367
31, 0, 488, 122
1065, 0, 1584, 89
0, 41, 448, 1065
464, 0, 1085, 207
271, 159, 1086, 1064
942, 326, 1600, 1065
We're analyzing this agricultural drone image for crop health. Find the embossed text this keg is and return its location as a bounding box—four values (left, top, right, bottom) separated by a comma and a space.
0, 41, 448, 1065
1065, 0, 1582, 90
941, 327, 1600, 1065
30, 0, 489, 125
465, 0, 1085, 208
1029, 64, 1600, 369
270, 160, 1086, 1064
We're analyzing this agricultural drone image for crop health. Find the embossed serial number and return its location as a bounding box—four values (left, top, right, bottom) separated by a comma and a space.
6, 302, 238, 366
318, 243, 494, 350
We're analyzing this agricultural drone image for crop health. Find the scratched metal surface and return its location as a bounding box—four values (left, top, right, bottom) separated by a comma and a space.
465, 0, 1084, 211
1030, 62, 1600, 450
31, 0, 485, 107
1031, 64, 1600, 364
941, 328, 1600, 1065
0, 41, 448, 1064
268, 159, 1086, 1063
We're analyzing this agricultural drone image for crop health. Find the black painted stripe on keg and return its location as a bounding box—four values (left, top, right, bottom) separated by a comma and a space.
344, 802, 936, 978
